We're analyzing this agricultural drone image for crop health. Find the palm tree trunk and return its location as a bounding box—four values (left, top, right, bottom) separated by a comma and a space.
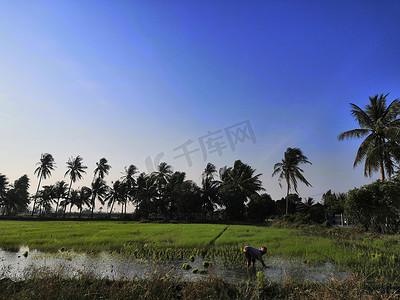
109, 201, 115, 215
55, 197, 61, 216
32, 176, 43, 216
286, 176, 290, 215
66, 179, 73, 217
380, 160, 385, 181
91, 194, 96, 218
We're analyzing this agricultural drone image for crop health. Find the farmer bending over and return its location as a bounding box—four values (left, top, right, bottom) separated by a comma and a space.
243, 246, 267, 269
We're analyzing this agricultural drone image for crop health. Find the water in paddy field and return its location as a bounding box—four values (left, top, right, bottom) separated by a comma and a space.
0, 247, 350, 282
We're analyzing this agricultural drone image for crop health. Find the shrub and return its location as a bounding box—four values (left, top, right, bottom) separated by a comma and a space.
345, 178, 400, 233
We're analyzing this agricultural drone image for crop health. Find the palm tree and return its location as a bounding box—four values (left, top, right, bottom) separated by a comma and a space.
90, 177, 108, 218
4, 175, 30, 216
304, 197, 315, 207
64, 156, 87, 214
106, 180, 124, 215
201, 163, 221, 217
272, 147, 312, 214
135, 173, 157, 218
338, 94, 400, 180
53, 181, 68, 215
37, 185, 55, 215
93, 158, 111, 182
152, 162, 173, 189
68, 189, 80, 215
165, 171, 187, 216
203, 163, 217, 181
32, 153, 55, 215
0, 173, 9, 215
121, 165, 138, 215
220, 160, 264, 220
151, 162, 173, 214
77, 186, 92, 217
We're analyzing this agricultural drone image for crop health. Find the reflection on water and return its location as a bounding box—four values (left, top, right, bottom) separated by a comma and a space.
0, 247, 350, 282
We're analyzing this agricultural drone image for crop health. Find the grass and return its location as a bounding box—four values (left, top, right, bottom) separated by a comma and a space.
1, 220, 400, 286
0, 268, 398, 300
0, 221, 227, 253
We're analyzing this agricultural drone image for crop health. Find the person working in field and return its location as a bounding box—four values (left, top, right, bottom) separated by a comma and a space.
243, 246, 267, 269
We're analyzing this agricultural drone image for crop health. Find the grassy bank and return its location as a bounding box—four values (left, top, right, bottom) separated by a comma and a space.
0, 270, 397, 300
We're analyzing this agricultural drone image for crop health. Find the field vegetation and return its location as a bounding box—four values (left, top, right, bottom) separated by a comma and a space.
1, 220, 400, 289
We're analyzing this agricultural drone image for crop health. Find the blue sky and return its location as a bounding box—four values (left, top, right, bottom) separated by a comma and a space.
1, 0, 400, 205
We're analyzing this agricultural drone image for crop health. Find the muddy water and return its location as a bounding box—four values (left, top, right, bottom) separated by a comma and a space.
0, 247, 350, 282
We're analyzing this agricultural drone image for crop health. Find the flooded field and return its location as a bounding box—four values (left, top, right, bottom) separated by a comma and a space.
0, 247, 350, 282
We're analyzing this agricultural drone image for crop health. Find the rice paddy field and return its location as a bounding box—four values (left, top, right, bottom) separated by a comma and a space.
1, 220, 400, 298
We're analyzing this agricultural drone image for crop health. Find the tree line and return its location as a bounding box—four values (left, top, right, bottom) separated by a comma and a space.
0, 147, 313, 221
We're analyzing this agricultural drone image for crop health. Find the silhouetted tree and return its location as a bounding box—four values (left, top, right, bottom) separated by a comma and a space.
90, 177, 108, 217
106, 180, 124, 215
53, 181, 68, 215
272, 148, 312, 214
121, 164, 138, 215
0, 173, 9, 215
220, 160, 264, 221
247, 193, 276, 221
64, 156, 87, 214
93, 158, 111, 181
77, 186, 92, 217
32, 153, 55, 215
201, 163, 221, 218
4, 175, 30, 215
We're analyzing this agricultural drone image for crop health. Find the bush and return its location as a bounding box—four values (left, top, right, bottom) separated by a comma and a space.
345, 178, 400, 233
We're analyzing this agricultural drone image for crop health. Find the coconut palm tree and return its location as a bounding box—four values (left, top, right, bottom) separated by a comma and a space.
106, 180, 124, 215
272, 147, 312, 214
0, 173, 9, 214
90, 177, 108, 218
93, 158, 111, 182
152, 162, 172, 197
121, 165, 138, 215
151, 163, 173, 215
4, 175, 30, 216
152, 162, 173, 190
32, 153, 55, 215
164, 171, 187, 215
201, 163, 221, 217
53, 181, 68, 215
304, 197, 315, 207
64, 156, 87, 214
338, 94, 400, 180
220, 160, 264, 220
77, 186, 92, 217
135, 173, 157, 218
203, 163, 217, 181
68, 189, 80, 215
37, 185, 55, 215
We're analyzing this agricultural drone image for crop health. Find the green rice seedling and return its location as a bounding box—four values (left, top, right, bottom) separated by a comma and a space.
182, 263, 191, 270
192, 268, 199, 274
256, 271, 266, 281
198, 269, 207, 275
23, 250, 28, 257
203, 261, 211, 268
189, 255, 195, 262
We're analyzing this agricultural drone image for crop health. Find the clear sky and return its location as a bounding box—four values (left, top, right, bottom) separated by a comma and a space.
1, 0, 400, 206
